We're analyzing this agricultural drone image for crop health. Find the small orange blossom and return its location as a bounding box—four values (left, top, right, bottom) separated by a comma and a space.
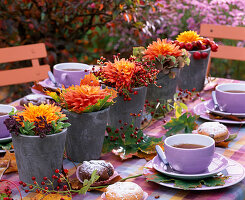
143, 38, 183, 60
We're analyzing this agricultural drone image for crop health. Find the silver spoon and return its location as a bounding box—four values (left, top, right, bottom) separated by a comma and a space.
48, 71, 61, 88
155, 145, 174, 172
212, 91, 223, 112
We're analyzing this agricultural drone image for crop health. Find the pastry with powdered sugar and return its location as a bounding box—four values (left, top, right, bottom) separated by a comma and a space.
197, 122, 229, 143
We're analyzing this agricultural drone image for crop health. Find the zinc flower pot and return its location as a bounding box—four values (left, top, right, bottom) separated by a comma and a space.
146, 68, 179, 103
64, 108, 109, 163
178, 48, 211, 91
11, 128, 67, 187
108, 86, 147, 129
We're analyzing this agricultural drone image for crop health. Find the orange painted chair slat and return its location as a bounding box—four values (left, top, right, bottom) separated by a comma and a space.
212, 45, 245, 61
0, 43, 50, 87
200, 24, 245, 75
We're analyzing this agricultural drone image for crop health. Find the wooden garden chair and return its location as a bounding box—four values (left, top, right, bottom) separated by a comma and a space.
200, 24, 245, 75
0, 43, 50, 87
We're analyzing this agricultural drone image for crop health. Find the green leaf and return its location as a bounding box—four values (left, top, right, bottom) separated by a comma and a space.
224, 134, 237, 142
59, 117, 68, 121
9, 108, 17, 116
103, 124, 163, 160
0, 193, 9, 199
79, 170, 100, 195
145, 171, 229, 190
48, 93, 61, 104
201, 176, 228, 187
82, 95, 113, 113
179, 102, 188, 110
62, 123, 71, 128
0, 142, 12, 150
163, 112, 198, 137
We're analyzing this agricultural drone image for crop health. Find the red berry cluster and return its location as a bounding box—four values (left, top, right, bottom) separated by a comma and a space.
176, 88, 200, 103
173, 39, 218, 60
1, 186, 13, 200
94, 54, 159, 101
19, 168, 69, 194
106, 111, 144, 144
144, 99, 170, 120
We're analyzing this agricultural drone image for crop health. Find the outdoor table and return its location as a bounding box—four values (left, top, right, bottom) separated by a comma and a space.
3, 77, 245, 200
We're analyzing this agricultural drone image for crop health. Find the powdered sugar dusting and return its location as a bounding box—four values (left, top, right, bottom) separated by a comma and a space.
198, 122, 228, 135
80, 160, 113, 174
105, 182, 144, 200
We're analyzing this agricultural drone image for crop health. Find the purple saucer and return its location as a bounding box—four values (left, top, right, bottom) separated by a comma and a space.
152, 153, 229, 180
35, 78, 58, 90
193, 101, 245, 124
205, 99, 245, 118
144, 156, 245, 190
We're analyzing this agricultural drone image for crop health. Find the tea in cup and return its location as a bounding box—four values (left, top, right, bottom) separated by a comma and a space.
0, 104, 17, 138
53, 63, 91, 88
164, 134, 215, 174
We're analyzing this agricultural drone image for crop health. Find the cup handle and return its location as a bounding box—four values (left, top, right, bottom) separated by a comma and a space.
60, 73, 68, 85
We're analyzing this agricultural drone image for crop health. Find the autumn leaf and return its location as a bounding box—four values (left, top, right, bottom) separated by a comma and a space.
23, 192, 71, 200
0, 151, 17, 174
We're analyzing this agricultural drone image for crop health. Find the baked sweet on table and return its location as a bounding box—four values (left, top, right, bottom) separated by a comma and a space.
20, 95, 49, 106
197, 122, 229, 143
104, 182, 144, 200
78, 160, 114, 182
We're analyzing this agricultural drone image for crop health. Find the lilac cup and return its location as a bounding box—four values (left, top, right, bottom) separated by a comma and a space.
0, 104, 17, 138
53, 63, 91, 88
164, 134, 215, 174
215, 83, 245, 113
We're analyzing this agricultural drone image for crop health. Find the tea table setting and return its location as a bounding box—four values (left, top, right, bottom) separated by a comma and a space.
0, 74, 244, 199
0, 33, 245, 200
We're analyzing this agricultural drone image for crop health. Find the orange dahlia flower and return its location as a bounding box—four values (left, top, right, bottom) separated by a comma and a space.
176, 30, 203, 43
101, 58, 141, 90
57, 73, 117, 113
15, 103, 65, 124
143, 39, 183, 60
103, 58, 135, 85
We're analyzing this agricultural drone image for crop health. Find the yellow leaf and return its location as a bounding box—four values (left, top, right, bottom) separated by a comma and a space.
24, 192, 71, 200
0, 151, 18, 174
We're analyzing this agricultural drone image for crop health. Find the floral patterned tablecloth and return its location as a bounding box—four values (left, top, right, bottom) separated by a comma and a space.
3, 78, 245, 200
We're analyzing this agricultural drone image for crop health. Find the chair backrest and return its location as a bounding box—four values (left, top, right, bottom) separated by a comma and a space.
200, 24, 245, 75
0, 43, 50, 87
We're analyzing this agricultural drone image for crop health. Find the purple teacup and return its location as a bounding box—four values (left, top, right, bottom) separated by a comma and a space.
53, 63, 91, 88
0, 104, 17, 138
215, 83, 245, 113
164, 134, 215, 174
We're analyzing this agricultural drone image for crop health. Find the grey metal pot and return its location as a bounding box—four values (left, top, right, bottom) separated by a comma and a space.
146, 68, 179, 103
11, 129, 67, 187
64, 108, 109, 163
178, 48, 211, 91
108, 86, 147, 129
